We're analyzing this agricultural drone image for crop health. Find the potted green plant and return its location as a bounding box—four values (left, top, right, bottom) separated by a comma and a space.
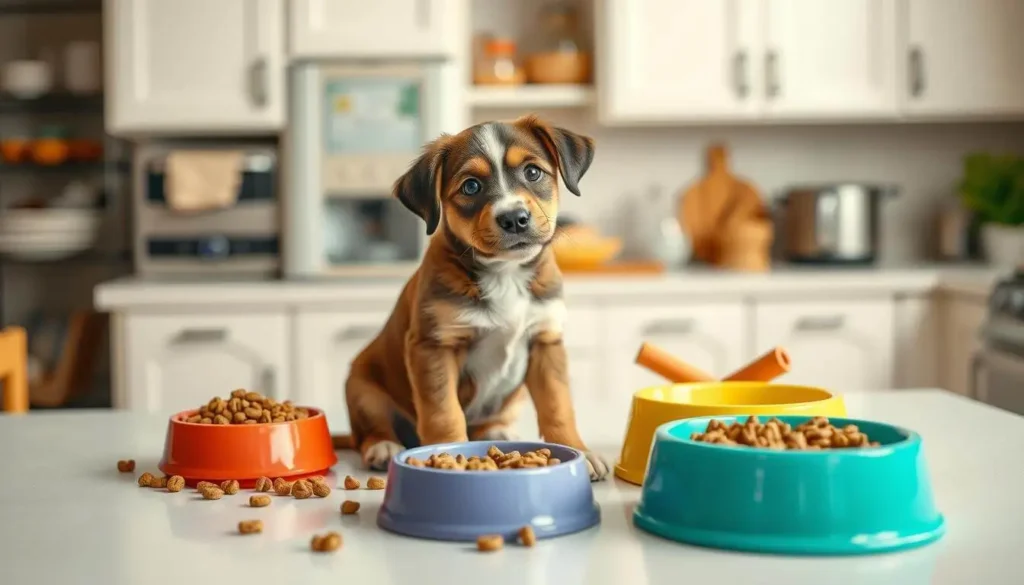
958, 152, 1024, 268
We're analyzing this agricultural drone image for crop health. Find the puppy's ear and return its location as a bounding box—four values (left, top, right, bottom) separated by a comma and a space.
394, 136, 449, 235
519, 115, 595, 196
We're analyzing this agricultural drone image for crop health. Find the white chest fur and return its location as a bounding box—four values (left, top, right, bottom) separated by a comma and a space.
457, 264, 566, 423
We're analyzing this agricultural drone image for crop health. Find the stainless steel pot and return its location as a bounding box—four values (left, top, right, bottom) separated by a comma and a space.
779, 183, 898, 264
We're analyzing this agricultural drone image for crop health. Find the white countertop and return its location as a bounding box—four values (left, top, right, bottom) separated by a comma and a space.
1, 390, 1021, 585
94, 265, 1002, 309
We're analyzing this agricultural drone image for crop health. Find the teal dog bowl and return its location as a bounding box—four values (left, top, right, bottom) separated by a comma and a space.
633, 415, 946, 556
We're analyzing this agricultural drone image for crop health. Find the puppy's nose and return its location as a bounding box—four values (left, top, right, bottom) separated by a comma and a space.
496, 209, 532, 234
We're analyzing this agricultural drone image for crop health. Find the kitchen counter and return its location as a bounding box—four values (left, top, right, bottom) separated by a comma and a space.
1, 390, 1020, 585
94, 265, 1002, 309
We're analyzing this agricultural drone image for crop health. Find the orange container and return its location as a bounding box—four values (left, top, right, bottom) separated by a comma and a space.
158, 407, 338, 487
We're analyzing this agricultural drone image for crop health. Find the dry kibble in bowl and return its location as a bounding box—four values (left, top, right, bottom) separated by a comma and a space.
477, 534, 504, 552
340, 500, 360, 515
117, 459, 135, 473
404, 445, 563, 472
185, 390, 311, 425
238, 520, 263, 535
690, 416, 883, 451
311, 531, 342, 553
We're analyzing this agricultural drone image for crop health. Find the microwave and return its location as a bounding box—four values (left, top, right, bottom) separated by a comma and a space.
132, 143, 280, 277
283, 61, 457, 279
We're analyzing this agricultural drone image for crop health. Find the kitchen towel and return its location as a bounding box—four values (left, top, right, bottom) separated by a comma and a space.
164, 150, 244, 213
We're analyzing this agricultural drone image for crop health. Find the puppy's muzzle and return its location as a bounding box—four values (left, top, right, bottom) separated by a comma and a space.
496, 208, 532, 235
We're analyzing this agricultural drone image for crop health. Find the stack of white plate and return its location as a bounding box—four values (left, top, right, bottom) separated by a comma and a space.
0, 209, 100, 261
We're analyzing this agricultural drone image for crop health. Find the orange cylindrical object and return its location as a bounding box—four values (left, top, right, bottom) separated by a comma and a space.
723, 346, 791, 382
635, 342, 716, 384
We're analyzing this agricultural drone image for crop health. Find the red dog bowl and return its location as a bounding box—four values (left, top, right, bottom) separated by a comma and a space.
158, 407, 338, 487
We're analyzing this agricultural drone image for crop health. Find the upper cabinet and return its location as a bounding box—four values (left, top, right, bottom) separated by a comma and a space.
904, 0, 1024, 118
104, 0, 285, 135
289, 0, 459, 59
598, 0, 1024, 124
763, 0, 898, 119
598, 0, 763, 123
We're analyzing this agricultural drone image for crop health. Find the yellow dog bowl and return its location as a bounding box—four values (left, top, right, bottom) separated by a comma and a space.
614, 382, 847, 485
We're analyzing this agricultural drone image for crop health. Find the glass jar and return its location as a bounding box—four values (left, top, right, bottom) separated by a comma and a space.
526, 1, 590, 84
473, 38, 525, 86
537, 0, 585, 54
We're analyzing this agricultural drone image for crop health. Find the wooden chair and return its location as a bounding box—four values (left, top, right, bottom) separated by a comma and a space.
0, 326, 29, 414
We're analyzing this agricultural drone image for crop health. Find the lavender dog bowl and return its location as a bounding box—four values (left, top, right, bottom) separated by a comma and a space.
377, 441, 600, 542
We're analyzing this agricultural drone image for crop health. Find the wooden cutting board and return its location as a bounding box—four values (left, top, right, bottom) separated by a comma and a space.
678, 144, 764, 265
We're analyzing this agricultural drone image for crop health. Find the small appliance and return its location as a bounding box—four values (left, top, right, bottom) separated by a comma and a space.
974, 268, 1024, 416
779, 183, 898, 265
133, 143, 279, 276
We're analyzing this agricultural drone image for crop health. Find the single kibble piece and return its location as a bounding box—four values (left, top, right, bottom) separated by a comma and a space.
343, 475, 360, 490
117, 459, 136, 473
366, 476, 386, 490
254, 476, 273, 492
166, 475, 185, 493
477, 535, 504, 552
151, 476, 168, 489
312, 481, 331, 498
238, 520, 263, 535
250, 494, 272, 508
137, 472, 155, 488
307, 475, 325, 484
518, 525, 537, 547
273, 478, 293, 496
547, 458, 561, 466
291, 480, 313, 499
311, 531, 343, 553
340, 500, 360, 515
220, 479, 240, 495
196, 481, 217, 491
200, 486, 224, 500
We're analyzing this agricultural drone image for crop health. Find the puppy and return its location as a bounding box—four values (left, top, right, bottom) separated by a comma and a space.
342, 115, 609, 481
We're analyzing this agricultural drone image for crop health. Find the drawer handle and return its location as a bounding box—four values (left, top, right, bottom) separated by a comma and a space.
336, 324, 381, 342
642, 318, 695, 336
174, 328, 227, 344
795, 315, 845, 332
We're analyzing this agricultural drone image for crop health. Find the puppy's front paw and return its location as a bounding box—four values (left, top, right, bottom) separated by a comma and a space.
583, 451, 610, 482
362, 440, 404, 471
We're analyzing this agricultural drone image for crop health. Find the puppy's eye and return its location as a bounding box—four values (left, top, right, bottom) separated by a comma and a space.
461, 178, 481, 196
524, 164, 543, 182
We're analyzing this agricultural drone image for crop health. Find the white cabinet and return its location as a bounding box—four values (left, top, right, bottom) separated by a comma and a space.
940, 293, 987, 397
104, 0, 285, 134
598, 0, 763, 123
604, 303, 748, 416
904, 0, 1024, 117
289, 0, 458, 59
763, 0, 898, 119
292, 310, 389, 434
122, 313, 290, 414
754, 299, 894, 391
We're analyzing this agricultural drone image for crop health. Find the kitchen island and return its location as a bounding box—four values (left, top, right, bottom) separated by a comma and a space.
0, 390, 1020, 585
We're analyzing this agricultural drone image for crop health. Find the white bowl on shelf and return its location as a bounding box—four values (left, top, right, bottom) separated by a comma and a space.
0, 208, 99, 261
3, 60, 53, 99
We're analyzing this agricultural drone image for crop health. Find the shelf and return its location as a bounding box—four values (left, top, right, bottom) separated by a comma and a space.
467, 85, 595, 109
0, 92, 103, 114
0, 0, 100, 15
0, 160, 130, 174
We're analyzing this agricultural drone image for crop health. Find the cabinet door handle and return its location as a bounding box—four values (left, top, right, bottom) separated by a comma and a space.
909, 46, 925, 97
262, 367, 276, 398
765, 50, 780, 98
642, 318, 695, 336
250, 57, 268, 107
174, 328, 227, 344
733, 50, 749, 99
335, 324, 381, 342
794, 315, 845, 332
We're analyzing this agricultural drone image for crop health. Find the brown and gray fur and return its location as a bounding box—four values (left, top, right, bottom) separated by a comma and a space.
338, 115, 609, 480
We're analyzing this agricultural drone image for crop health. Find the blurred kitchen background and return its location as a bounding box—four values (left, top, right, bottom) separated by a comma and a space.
2, 0, 1024, 427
